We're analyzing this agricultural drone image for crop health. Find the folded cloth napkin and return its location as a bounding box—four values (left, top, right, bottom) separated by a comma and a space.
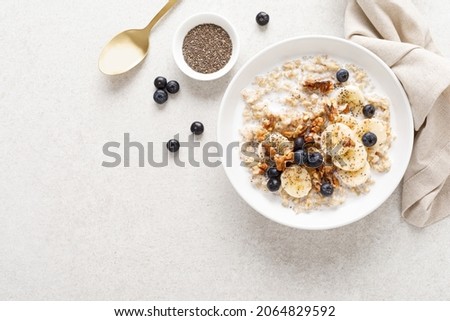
345, 0, 450, 227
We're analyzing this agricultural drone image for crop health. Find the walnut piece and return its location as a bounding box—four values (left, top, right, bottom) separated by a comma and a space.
311, 169, 323, 192
262, 114, 279, 131
304, 133, 315, 143
258, 162, 269, 172
255, 128, 268, 142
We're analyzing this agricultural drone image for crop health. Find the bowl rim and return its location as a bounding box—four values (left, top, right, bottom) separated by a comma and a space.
217, 35, 414, 230
172, 12, 240, 81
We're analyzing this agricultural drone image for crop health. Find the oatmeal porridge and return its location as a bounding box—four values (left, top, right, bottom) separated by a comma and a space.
240, 55, 393, 212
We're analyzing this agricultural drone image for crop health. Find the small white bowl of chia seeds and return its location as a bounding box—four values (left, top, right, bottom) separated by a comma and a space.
173, 13, 240, 81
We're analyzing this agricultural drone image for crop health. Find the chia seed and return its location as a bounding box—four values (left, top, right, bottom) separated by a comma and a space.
182, 23, 233, 74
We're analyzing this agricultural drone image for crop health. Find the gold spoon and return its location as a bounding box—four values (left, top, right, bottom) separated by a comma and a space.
99, 0, 178, 75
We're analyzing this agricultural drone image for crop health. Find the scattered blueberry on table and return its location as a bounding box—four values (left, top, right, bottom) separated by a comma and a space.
362, 132, 377, 147
363, 104, 376, 118
153, 89, 168, 104
320, 183, 334, 196
166, 80, 180, 94
267, 177, 281, 192
166, 139, 180, 153
154, 76, 167, 89
190, 121, 204, 135
256, 12, 270, 26
336, 69, 349, 83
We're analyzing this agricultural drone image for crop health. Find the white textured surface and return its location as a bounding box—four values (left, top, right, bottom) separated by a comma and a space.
0, 0, 449, 300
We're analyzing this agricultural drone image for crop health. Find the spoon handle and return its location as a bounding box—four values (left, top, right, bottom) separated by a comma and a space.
144, 0, 178, 32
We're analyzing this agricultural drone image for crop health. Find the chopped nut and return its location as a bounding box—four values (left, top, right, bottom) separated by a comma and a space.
304, 133, 315, 143
303, 79, 334, 94
258, 162, 269, 172
255, 129, 268, 142
252, 165, 263, 175
312, 171, 320, 180
311, 126, 321, 133
324, 102, 338, 122
294, 124, 307, 137
269, 146, 277, 159
313, 116, 324, 126
281, 130, 295, 138
313, 182, 321, 192
311, 169, 323, 192
309, 115, 325, 134
240, 55, 393, 213
285, 95, 299, 107
262, 114, 279, 131
274, 152, 294, 172
332, 175, 340, 188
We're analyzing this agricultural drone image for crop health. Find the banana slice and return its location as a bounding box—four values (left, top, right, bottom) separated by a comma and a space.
337, 85, 365, 115
333, 142, 367, 171
336, 161, 371, 187
357, 118, 387, 146
334, 114, 359, 131
281, 166, 312, 198
321, 123, 357, 156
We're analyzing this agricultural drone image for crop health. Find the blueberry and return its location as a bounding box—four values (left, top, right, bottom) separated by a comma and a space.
305, 151, 323, 168
293, 136, 305, 152
267, 177, 281, 192
336, 69, 349, 83
320, 183, 334, 196
294, 150, 308, 165
362, 132, 377, 147
153, 89, 168, 104
154, 76, 167, 89
363, 104, 376, 118
266, 167, 282, 179
166, 139, 180, 153
256, 12, 270, 26
166, 80, 180, 94
190, 121, 204, 135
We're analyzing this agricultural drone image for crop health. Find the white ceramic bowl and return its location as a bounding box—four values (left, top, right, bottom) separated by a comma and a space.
217, 36, 414, 230
172, 13, 240, 81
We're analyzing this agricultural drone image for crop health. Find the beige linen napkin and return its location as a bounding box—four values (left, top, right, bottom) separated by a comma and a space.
345, 0, 450, 227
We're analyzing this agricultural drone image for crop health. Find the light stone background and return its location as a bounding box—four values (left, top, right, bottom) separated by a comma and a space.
0, 0, 449, 300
